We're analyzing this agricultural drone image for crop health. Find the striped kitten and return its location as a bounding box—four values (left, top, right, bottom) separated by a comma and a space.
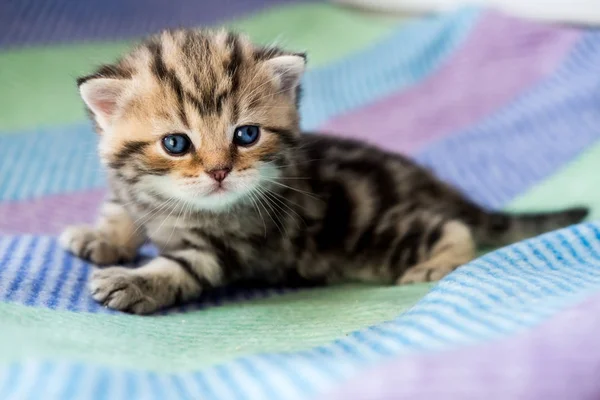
61, 29, 588, 314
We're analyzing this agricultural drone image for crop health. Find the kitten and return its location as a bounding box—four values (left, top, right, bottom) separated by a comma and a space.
60, 28, 588, 314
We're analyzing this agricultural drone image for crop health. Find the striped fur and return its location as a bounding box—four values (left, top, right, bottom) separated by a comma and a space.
60, 29, 588, 314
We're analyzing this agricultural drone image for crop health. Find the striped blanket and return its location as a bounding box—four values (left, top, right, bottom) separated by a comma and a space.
2, 1, 600, 399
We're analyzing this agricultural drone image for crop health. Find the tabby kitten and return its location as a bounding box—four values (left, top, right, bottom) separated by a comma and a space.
60, 28, 587, 314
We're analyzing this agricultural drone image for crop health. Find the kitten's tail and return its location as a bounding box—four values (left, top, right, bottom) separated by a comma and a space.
470, 206, 589, 247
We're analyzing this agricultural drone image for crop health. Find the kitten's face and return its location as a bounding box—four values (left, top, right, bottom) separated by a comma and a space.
79, 30, 305, 211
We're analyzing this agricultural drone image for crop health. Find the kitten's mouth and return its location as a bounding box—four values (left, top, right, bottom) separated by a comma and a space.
207, 184, 228, 195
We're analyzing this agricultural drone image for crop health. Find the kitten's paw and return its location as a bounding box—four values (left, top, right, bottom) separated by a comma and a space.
90, 267, 160, 314
60, 225, 135, 265
397, 264, 458, 284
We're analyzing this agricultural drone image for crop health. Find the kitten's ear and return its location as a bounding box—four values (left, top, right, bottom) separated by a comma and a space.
264, 54, 306, 95
78, 77, 128, 132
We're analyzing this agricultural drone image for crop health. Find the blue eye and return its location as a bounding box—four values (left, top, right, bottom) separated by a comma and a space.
233, 125, 260, 147
162, 134, 191, 155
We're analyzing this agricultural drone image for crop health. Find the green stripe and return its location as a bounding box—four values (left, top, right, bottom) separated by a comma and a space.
0, 4, 400, 133
507, 141, 600, 217
230, 4, 400, 66
0, 283, 431, 371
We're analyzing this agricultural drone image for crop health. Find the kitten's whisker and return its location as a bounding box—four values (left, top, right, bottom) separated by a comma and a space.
253, 187, 287, 239
131, 195, 174, 228
155, 199, 186, 253
126, 195, 176, 243
257, 187, 305, 229
151, 197, 181, 237
264, 176, 310, 181
242, 183, 267, 237
261, 178, 323, 202
258, 186, 303, 217
257, 187, 293, 217
164, 198, 187, 250
256, 186, 299, 236
261, 187, 310, 213
263, 158, 325, 168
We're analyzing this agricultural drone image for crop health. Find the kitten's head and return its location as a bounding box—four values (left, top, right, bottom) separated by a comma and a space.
79, 29, 305, 211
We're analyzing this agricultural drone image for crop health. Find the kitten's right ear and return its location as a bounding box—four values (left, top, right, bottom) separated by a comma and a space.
263, 54, 306, 96
78, 77, 128, 132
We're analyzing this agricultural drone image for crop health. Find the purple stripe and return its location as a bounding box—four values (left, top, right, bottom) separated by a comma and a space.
413, 31, 600, 209
325, 292, 600, 400
0, 190, 103, 235
322, 12, 580, 154
0, 0, 303, 49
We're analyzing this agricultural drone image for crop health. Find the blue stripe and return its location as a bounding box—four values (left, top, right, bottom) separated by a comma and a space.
416, 296, 509, 335
329, 339, 367, 362
24, 361, 54, 400
169, 375, 194, 400
525, 242, 579, 291
489, 251, 554, 294
191, 371, 217, 400
513, 245, 577, 294
58, 365, 85, 400
24, 240, 58, 306
298, 349, 338, 381
432, 272, 537, 328
258, 354, 315, 398
213, 364, 245, 400
584, 225, 600, 258
5, 238, 39, 301
348, 331, 390, 356
0, 237, 20, 275
366, 325, 419, 348
539, 238, 600, 283
237, 358, 280, 400
91, 369, 111, 400
67, 259, 92, 311
146, 371, 167, 400
506, 247, 559, 295
122, 370, 139, 399
47, 251, 75, 309
0, 364, 20, 399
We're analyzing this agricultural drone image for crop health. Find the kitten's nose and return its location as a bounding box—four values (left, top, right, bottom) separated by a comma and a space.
207, 168, 231, 183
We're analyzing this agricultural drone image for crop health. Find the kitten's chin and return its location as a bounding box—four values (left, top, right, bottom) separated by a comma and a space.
142, 176, 256, 213
184, 189, 250, 212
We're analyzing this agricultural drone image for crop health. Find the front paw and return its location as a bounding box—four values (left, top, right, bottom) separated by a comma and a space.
90, 267, 161, 314
60, 225, 135, 265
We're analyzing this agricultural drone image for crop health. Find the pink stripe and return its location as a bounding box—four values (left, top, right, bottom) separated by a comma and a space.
0, 189, 104, 235
322, 12, 581, 154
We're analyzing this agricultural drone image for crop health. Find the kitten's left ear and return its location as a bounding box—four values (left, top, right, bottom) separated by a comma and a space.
264, 54, 306, 95
78, 77, 129, 133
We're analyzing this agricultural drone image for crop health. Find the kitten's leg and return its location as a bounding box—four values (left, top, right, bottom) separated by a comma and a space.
397, 220, 475, 284
60, 200, 145, 265
90, 248, 223, 314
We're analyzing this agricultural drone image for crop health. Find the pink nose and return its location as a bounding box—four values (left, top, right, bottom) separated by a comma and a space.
207, 168, 231, 182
